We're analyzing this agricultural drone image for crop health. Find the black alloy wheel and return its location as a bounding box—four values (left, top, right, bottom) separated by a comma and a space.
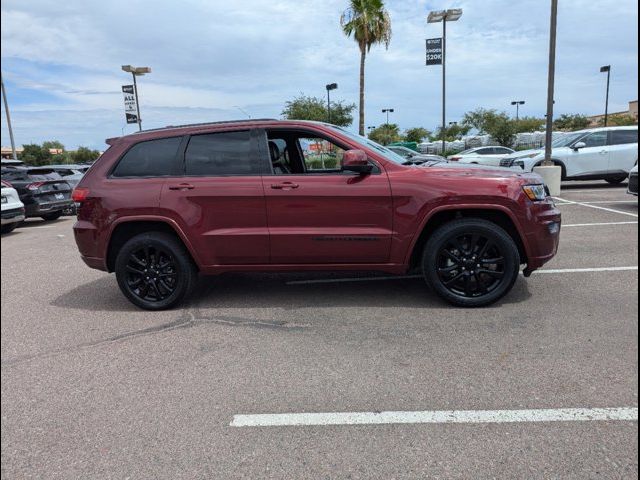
422, 219, 520, 307
115, 232, 197, 310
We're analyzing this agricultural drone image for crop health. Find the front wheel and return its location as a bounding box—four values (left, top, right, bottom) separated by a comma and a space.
422, 219, 521, 307
115, 232, 197, 310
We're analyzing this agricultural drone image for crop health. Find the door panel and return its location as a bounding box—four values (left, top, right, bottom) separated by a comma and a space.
263, 173, 393, 264
160, 177, 269, 265
608, 130, 638, 173
565, 131, 609, 177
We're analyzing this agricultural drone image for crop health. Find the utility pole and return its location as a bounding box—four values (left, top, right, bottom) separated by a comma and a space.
543, 0, 558, 166
0, 72, 18, 161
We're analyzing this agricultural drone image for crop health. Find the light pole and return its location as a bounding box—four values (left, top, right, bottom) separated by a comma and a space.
511, 100, 525, 121
600, 65, 611, 127
382, 108, 394, 125
325, 83, 338, 123
233, 105, 251, 118
121, 65, 151, 131
0, 72, 18, 161
543, 0, 558, 167
428, 8, 463, 156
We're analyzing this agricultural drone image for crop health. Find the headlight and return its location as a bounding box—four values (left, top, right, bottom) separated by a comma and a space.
513, 160, 525, 169
522, 184, 547, 201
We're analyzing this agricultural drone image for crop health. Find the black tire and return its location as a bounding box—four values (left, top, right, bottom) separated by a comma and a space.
605, 175, 627, 185
422, 219, 520, 307
41, 211, 63, 221
115, 232, 197, 310
1, 222, 18, 234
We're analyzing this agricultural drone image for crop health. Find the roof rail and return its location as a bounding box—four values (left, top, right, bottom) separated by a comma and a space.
131, 118, 279, 135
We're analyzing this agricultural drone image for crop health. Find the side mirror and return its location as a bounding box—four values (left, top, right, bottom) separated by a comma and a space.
573, 141, 587, 150
342, 149, 373, 174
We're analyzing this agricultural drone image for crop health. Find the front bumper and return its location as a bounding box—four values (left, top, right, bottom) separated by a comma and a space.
522, 199, 562, 275
628, 173, 638, 196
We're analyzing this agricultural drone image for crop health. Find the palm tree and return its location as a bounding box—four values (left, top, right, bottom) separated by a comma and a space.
341, 0, 392, 136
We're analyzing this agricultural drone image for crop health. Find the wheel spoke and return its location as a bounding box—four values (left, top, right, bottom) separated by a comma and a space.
478, 268, 504, 279
126, 265, 145, 275
443, 271, 465, 286
463, 275, 472, 296
438, 264, 459, 274
481, 256, 504, 265
441, 249, 462, 264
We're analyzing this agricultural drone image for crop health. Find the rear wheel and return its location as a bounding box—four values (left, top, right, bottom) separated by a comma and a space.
605, 175, 627, 184
422, 219, 520, 307
115, 232, 197, 310
41, 211, 63, 221
1, 223, 18, 234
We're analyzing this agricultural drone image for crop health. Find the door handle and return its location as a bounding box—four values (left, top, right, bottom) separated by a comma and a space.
168, 183, 195, 191
600, 150, 608, 155
271, 182, 299, 190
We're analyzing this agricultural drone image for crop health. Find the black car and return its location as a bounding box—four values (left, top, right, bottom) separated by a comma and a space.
0, 167, 73, 221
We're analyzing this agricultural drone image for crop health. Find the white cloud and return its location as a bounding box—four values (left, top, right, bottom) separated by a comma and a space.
1, 0, 637, 149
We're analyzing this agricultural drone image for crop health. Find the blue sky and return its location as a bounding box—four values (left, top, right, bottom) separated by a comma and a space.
1, 0, 638, 150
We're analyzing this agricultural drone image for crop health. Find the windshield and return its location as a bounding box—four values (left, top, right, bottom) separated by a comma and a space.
552, 131, 586, 147
327, 126, 410, 165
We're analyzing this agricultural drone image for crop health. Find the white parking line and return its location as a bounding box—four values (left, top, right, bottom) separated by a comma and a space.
230, 407, 638, 427
556, 200, 638, 205
555, 198, 638, 218
286, 266, 638, 285
563, 221, 638, 227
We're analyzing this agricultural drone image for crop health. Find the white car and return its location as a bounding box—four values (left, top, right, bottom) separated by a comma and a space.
500, 126, 638, 184
448, 146, 516, 166
1, 180, 25, 234
628, 164, 638, 196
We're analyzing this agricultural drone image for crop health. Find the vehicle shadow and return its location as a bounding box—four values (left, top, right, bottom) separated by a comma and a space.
561, 181, 628, 190
52, 271, 532, 312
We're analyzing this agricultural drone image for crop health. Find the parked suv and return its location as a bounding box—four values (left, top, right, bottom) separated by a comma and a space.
73, 120, 561, 310
1, 167, 73, 221
500, 126, 638, 183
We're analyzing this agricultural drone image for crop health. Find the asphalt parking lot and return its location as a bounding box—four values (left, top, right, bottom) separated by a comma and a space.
1, 182, 638, 479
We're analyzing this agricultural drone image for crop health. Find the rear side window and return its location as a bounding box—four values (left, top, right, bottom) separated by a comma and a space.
610, 130, 638, 146
185, 130, 258, 176
112, 137, 181, 177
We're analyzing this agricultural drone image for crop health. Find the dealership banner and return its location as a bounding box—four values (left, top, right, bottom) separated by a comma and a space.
122, 85, 138, 124
425, 38, 443, 66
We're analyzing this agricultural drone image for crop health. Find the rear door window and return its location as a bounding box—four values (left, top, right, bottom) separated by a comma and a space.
610, 130, 638, 146
112, 137, 182, 177
582, 131, 608, 148
184, 130, 259, 176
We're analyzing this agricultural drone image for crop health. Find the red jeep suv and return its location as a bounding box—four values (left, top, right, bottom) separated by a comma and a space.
73, 119, 561, 310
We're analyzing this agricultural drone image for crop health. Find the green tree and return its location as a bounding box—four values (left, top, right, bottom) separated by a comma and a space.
553, 114, 590, 131
71, 147, 101, 163
404, 127, 431, 143
18, 144, 52, 166
513, 116, 546, 133
433, 123, 471, 141
600, 115, 638, 127
368, 123, 401, 145
461, 108, 498, 134
281, 94, 355, 127
42, 140, 65, 151
341, 0, 392, 135
461, 108, 516, 146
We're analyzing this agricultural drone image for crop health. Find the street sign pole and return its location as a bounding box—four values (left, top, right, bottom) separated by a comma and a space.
131, 73, 142, 131
442, 19, 447, 156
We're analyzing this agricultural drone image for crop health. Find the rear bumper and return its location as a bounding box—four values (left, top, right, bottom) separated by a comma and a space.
25, 200, 74, 217
80, 254, 108, 271
1, 206, 25, 224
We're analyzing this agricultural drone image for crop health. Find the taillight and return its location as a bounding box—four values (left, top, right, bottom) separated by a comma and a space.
449, 157, 460, 162
1, 180, 11, 188
72, 187, 90, 202
26, 182, 45, 191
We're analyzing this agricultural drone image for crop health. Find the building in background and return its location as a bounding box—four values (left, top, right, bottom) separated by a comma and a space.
589, 100, 638, 126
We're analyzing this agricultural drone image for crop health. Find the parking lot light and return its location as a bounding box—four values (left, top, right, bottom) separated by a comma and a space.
326, 83, 338, 124
600, 65, 611, 127
382, 108, 394, 125
427, 8, 463, 155
511, 100, 525, 121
